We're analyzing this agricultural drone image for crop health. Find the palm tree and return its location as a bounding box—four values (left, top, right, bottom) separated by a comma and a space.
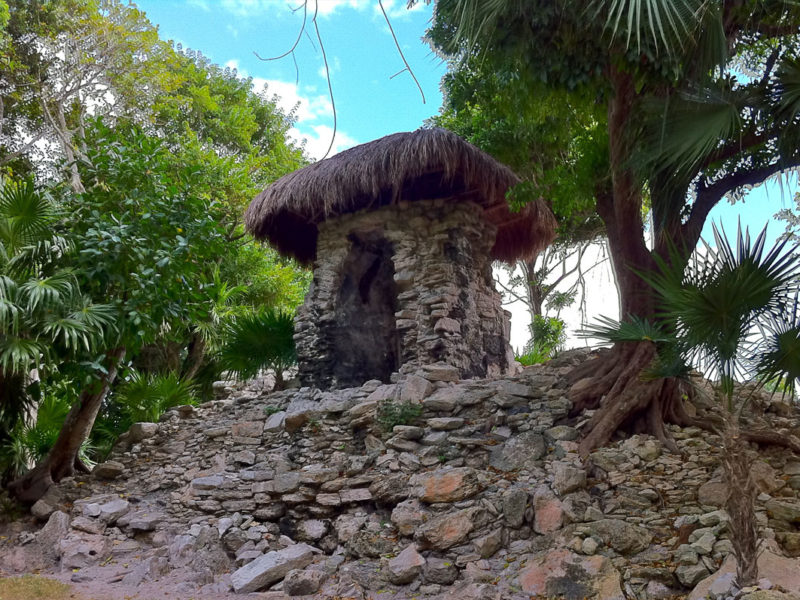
586, 224, 800, 587
217, 309, 297, 390
0, 179, 113, 478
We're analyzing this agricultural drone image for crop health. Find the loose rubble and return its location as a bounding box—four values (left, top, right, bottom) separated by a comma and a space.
3, 349, 800, 600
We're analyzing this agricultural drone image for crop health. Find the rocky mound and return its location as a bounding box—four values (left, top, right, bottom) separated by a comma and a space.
3, 350, 800, 600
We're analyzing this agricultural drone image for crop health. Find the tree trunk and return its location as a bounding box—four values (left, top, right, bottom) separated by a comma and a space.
181, 333, 206, 381
566, 67, 688, 454
9, 347, 126, 503
722, 415, 759, 587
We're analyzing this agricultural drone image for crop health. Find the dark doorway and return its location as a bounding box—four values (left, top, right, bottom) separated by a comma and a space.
331, 232, 400, 387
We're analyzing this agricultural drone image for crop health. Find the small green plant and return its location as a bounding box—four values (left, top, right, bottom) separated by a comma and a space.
517, 315, 566, 365
264, 405, 281, 416
376, 399, 423, 432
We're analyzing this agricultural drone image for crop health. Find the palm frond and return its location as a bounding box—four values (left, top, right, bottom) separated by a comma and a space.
595, 0, 708, 54
642, 82, 745, 176
777, 55, 800, 121
20, 271, 79, 314
0, 337, 45, 374
579, 314, 671, 343
754, 294, 800, 395
0, 179, 59, 252
218, 309, 296, 381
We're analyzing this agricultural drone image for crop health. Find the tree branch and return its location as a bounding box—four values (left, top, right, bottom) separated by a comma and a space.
683, 160, 800, 248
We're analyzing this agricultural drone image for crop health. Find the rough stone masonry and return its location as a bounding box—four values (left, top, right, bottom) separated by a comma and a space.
5, 350, 800, 600
294, 199, 515, 389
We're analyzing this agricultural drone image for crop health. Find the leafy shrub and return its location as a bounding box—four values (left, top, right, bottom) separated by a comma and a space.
377, 399, 423, 432
92, 371, 197, 459
517, 315, 567, 365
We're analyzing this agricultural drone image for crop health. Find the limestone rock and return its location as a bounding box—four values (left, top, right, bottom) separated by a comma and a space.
417, 508, 483, 551
37, 510, 71, 564
552, 462, 587, 495
98, 498, 130, 524
533, 486, 564, 535
422, 363, 460, 382
766, 499, 800, 523
59, 533, 111, 569
417, 467, 482, 503
400, 375, 433, 403
283, 568, 327, 596
489, 432, 545, 471
387, 544, 426, 584
503, 487, 528, 528
392, 499, 426, 536
584, 519, 653, 555
369, 473, 410, 504
128, 422, 159, 442
230, 543, 315, 593
425, 557, 458, 585
690, 551, 800, 600
92, 460, 125, 480
518, 549, 624, 600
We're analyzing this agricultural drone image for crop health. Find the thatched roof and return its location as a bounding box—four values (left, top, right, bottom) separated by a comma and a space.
245, 128, 556, 265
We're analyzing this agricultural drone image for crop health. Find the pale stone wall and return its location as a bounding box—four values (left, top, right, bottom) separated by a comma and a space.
294, 199, 514, 389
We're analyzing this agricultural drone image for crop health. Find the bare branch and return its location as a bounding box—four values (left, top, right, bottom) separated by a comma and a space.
312, 1, 336, 160
253, 1, 308, 62
379, 0, 426, 104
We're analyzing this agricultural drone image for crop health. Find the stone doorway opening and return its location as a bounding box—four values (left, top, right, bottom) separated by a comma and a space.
331, 231, 400, 387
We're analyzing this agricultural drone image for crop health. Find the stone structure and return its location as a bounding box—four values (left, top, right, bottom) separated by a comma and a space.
245, 128, 557, 388
294, 200, 513, 388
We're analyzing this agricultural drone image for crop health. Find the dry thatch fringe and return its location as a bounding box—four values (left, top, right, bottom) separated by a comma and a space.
723, 417, 760, 588
245, 128, 557, 265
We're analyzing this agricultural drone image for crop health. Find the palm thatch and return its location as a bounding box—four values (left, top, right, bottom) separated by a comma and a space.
245, 128, 556, 265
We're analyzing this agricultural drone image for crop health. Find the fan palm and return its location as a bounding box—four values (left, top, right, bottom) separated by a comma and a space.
217, 309, 296, 389
0, 179, 114, 462
584, 224, 800, 586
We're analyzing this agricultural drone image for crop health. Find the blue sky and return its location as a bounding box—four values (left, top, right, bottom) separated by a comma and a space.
134, 0, 795, 243
134, 0, 446, 159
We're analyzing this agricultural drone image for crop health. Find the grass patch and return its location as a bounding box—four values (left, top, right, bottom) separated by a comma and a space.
0, 575, 79, 600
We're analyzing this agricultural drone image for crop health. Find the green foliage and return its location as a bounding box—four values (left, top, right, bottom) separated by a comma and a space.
515, 347, 551, 367
585, 225, 800, 403
519, 315, 567, 365
217, 310, 297, 383
376, 399, 423, 432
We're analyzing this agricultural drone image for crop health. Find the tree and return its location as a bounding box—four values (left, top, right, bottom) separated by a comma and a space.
587, 225, 800, 586
8, 120, 228, 501
425, 0, 800, 453
3, 1, 310, 501
429, 52, 608, 352
0, 179, 112, 472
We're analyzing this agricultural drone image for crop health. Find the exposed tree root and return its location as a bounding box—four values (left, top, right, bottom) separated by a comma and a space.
569, 341, 800, 457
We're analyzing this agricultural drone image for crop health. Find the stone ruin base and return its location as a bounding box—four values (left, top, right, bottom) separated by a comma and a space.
294, 199, 515, 389
4, 351, 800, 599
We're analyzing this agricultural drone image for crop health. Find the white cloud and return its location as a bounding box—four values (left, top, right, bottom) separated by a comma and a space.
248, 76, 358, 160
187, 0, 211, 11
296, 124, 359, 160
317, 56, 341, 79
226, 24, 240, 39
212, 0, 421, 19
373, 0, 425, 20
252, 77, 332, 122
225, 59, 248, 77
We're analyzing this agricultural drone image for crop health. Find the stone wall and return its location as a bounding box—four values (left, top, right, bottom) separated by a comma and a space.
8, 352, 800, 599
294, 199, 514, 389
